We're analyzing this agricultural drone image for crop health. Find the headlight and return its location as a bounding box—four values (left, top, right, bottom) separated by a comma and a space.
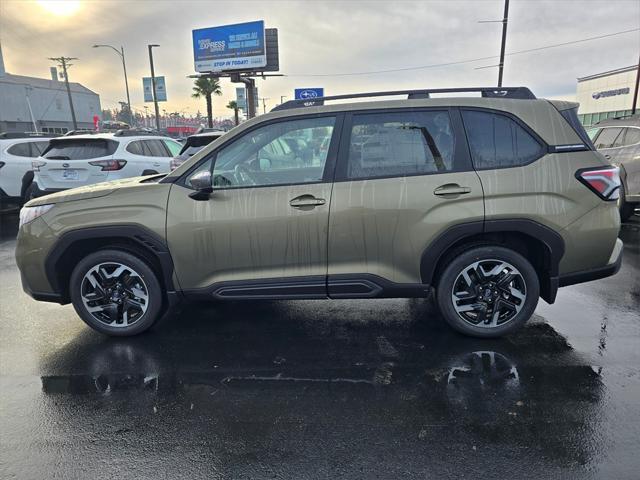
19, 204, 54, 228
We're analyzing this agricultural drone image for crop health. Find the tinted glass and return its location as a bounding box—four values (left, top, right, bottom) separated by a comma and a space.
462, 110, 544, 169
192, 116, 335, 189
164, 140, 182, 156
593, 127, 622, 149
126, 140, 144, 155
32, 141, 49, 156
621, 127, 640, 146
7, 142, 32, 157
43, 139, 117, 160
145, 140, 169, 157
346, 111, 455, 179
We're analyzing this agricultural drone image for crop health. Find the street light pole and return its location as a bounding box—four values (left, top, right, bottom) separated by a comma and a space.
49, 56, 78, 130
148, 44, 161, 131
497, 0, 510, 87
93, 44, 133, 126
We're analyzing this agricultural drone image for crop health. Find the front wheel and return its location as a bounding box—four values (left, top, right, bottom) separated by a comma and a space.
436, 246, 539, 338
70, 249, 164, 336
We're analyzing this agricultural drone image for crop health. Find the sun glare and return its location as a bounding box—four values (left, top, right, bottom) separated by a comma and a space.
36, 0, 82, 17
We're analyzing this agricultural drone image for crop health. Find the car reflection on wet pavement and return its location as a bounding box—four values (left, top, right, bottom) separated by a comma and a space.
0, 215, 639, 479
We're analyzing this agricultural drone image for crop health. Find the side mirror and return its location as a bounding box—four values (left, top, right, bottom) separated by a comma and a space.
187, 170, 213, 201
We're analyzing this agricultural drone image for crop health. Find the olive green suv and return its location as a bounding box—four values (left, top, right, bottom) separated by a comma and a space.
15, 87, 623, 337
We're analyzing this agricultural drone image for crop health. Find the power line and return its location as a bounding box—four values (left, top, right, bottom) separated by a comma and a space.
284, 28, 640, 77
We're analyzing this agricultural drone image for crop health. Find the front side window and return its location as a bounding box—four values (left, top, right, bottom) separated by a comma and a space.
204, 116, 335, 189
593, 127, 622, 149
346, 111, 455, 179
461, 110, 544, 169
164, 139, 182, 156
621, 127, 640, 147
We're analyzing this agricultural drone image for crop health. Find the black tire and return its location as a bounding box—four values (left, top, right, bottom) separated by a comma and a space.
24, 183, 37, 202
69, 249, 164, 336
436, 246, 539, 338
618, 184, 635, 222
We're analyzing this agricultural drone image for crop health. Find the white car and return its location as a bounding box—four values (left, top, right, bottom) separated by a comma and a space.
27, 132, 182, 199
0, 135, 53, 213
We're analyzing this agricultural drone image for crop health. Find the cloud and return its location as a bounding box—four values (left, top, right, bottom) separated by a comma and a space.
1, 0, 638, 116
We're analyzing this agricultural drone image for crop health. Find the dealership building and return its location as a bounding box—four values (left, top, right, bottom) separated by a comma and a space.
576, 64, 639, 127
0, 45, 101, 134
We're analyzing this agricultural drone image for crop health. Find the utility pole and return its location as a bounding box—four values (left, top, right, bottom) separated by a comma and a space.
93, 45, 133, 126
497, 0, 510, 87
632, 54, 640, 115
49, 56, 78, 129
148, 44, 161, 131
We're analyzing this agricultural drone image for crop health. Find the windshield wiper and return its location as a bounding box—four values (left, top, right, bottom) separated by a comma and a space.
46, 155, 71, 160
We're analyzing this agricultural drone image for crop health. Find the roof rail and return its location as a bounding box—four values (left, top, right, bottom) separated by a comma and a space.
113, 129, 160, 137
272, 87, 536, 112
0, 132, 58, 139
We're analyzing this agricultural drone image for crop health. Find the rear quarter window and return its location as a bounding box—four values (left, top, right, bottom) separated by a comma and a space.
461, 110, 545, 169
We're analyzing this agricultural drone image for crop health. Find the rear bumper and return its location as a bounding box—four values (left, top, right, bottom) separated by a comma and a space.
558, 238, 623, 287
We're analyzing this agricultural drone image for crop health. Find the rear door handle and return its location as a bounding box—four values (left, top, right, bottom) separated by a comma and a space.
289, 195, 326, 208
433, 184, 471, 196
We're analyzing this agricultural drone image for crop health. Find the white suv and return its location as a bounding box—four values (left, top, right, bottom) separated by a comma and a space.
0, 135, 53, 213
27, 132, 182, 199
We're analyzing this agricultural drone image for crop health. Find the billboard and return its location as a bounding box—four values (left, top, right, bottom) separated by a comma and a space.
193, 20, 267, 73
235, 87, 259, 111
294, 88, 324, 100
143, 76, 167, 102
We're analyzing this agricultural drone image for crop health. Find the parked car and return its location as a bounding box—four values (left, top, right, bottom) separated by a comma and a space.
25, 131, 182, 199
588, 115, 640, 220
16, 87, 622, 338
169, 131, 226, 170
0, 133, 54, 213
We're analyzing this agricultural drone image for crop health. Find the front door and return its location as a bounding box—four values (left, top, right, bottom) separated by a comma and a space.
166, 115, 340, 297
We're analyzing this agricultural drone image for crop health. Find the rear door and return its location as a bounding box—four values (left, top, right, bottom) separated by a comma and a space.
37, 138, 116, 189
327, 108, 484, 292
607, 127, 640, 198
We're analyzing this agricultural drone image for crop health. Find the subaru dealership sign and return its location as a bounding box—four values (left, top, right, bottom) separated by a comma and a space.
193, 20, 267, 73
295, 88, 324, 100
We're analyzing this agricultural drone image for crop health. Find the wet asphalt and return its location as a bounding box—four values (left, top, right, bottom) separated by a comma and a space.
0, 214, 638, 480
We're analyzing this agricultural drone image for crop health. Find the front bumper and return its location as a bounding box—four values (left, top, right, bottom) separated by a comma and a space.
558, 238, 623, 287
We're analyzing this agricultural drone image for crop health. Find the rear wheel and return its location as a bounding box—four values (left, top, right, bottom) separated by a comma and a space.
436, 246, 539, 338
70, 249, 164, 336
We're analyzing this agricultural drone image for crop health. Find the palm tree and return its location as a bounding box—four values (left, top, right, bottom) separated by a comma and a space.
226, 100, 240, 126
191, 77, 222, 128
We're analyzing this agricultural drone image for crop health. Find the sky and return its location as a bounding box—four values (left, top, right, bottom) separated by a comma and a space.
0, 0, 638, 120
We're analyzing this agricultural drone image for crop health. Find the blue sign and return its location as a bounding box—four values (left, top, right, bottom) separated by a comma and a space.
193, 21, 266, 73
295, 88, 324, 100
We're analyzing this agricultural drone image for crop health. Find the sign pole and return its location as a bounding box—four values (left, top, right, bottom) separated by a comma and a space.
148, 44, 161, 131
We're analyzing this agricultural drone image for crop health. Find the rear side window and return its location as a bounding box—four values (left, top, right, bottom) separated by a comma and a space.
461, 110, 544, 169
144, 140, 169, 157
346, 111, 456, 180
593, 127, 623, 149
43, 139, 117, 160
164, 140, 182, 156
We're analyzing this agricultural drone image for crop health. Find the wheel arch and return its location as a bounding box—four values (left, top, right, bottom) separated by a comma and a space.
420, 220, 565, 304
45, 225, 176, 305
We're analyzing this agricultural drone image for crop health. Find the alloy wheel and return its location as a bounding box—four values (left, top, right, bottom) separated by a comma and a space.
450, 259, 527, 329
80, 262, 149, 327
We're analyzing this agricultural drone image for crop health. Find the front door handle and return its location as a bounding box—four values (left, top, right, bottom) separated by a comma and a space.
434, 184, 471, 196
289, 195, 326, 208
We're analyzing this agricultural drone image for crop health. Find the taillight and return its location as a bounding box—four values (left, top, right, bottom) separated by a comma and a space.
32, 160, 46, 171
576, 166, 620, 201
89, 159, 127, 171
169, 158, 182, 171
